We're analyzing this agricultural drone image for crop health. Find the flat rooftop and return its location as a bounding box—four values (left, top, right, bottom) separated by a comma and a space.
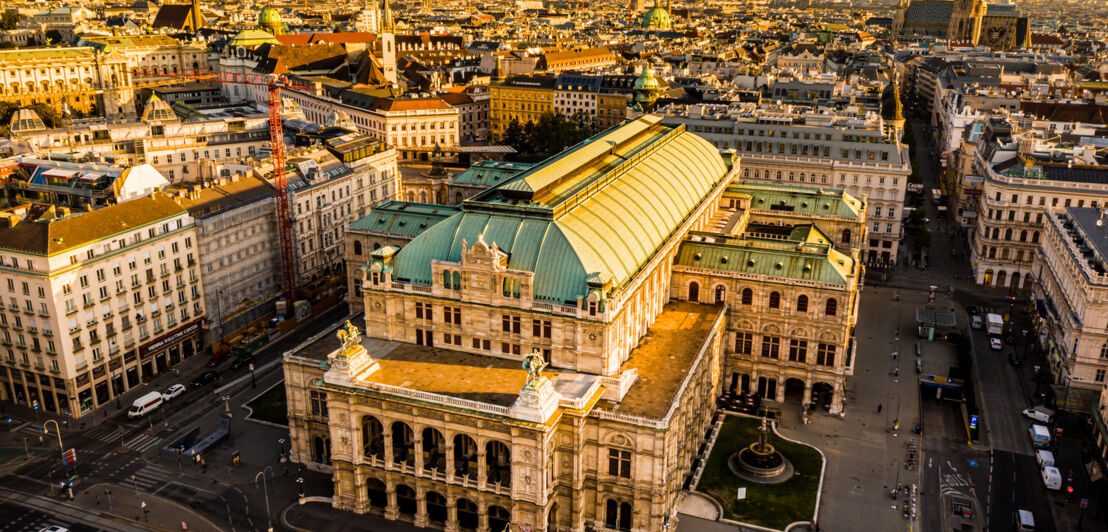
294, 302, 723, 420
598, 301, 723, 419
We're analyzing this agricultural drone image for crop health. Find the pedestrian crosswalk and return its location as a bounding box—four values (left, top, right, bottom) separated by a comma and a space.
128, 464, 176, 493
84, 423, 125, 443
126, 433, 163, 453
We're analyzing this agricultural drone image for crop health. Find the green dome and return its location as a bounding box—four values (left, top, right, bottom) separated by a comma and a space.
633, 65, 661, 92
641, 7, 672, 30
259, 6, 282, 29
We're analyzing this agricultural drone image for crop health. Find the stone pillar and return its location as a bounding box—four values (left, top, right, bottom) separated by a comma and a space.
477, 448, 487, 489
414, 437, 424, 471
830, 381, 844, 415
414, 489, 429, 527
802, 377, 813, 406
775, 373, 786, 403
749, 369, 759, 397
445, 443, 455, 482
477, 503, 490, 532
444, 494, 459, 532
383, 431, 394, 469
384, 483, 399, 520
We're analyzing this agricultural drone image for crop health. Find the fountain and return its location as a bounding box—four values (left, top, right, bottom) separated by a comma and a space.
728, 415, 793, 484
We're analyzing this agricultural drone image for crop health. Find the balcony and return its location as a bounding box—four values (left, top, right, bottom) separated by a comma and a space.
86, 318, 98, 327
136, 315, 146, 323
45, 350, 56, 357
68, 325, 80, 334
83, 301, 94, 309
66, 307, 77, 316
27, 326, 36, 334
124, 339, 135, 348
22, 308, 34, 316
43, 330, 52, 337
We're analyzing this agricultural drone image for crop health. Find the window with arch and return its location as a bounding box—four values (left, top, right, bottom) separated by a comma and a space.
796, 295, 808, 313
741, 288, 753, 305
688, 281, 700, 302
841, 229, 851, 244
353, 240, 363, 255
769, 291, 780, 309
714, 285, 726, 304
605, 500, 633, 532
825, 298, 838, 316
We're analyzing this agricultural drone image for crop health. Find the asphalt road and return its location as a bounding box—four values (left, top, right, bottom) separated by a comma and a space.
0, 303, 349, 531
0, 500, 103, 532
990, 450, 1057, 532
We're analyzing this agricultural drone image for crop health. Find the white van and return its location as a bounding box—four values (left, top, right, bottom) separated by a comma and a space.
1041, 466, 1062, 490
1023, 406, 1054, 424
127, 391, 163, 419
1016, 509, 1035, 531
1036, 450, 1055, 469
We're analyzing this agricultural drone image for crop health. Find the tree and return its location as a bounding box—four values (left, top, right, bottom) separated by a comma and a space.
0, 41, 15, 50
0, 11, 22, 31
44, 30, 64, 45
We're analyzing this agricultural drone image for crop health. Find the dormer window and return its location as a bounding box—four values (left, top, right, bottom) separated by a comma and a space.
371, 272, 380, 286
588, 301, 598, 316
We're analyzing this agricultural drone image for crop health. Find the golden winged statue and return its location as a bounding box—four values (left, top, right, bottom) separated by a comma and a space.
337, 320, 361, 355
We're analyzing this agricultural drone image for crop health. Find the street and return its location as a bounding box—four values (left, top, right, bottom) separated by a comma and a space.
0, 303, 348, 532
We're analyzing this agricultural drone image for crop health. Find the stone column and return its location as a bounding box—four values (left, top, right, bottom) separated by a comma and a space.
384, 482, 399, 520
414, 437, 424, 472
775, 373, 786, 403
477, 448, 487, 489
445, 443, 455, 482
383, 431, 394, 470
477, 503, 490, 532
830, 381, 844, 415
802, 377, 813, 406
414, 489, 429, 527
444, 494, 459, 532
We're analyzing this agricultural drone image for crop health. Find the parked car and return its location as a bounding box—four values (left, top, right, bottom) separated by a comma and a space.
990, 337, 1003, 350
38, 527, 70, 532
190, 371, 221, 388
1023, 406, 1054, 424
207, 352, 230, 367
971, 315, 983, 329
230, 353, 254, 371
161, 383, 186, 402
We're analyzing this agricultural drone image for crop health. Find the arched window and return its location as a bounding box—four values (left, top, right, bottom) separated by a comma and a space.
841, 229, 851, 244
605, 500, 632, 531
688, 282, 699, 302
361, 416, 384, 459
373, 242, 382, 250
796, 295, 808, 313
769, 291, 780, 309
714, 285, 726, 304
353, 240, 363, 255
825, 298, 838, 316
1004, 228, 1013, 240
741, 288, 753, 305
443, 270, 452, 289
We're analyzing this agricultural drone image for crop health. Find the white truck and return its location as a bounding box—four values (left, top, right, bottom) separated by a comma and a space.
986, 313, 1004, 336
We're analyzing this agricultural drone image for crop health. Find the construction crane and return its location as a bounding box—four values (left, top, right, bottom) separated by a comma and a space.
130, 68, 314, 318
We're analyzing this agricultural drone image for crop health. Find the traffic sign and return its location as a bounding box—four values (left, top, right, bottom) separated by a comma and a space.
969, 415, 978, 430
1081, 498, 1089, 508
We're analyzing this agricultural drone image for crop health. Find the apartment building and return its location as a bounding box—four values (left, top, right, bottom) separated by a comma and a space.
969, 119, 1108, 289
1033, 207, 1108, 412
78, 34, 211, 80
8, 97, 270, 182
489, 74, 556, 138
659, 103, 910, 263
168, 176, 278, 345
282, 145, 400, 286
0, 195, 205, 418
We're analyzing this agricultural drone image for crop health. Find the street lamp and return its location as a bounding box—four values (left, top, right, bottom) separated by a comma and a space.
255, 465, 274, 532
249, 363, 256, 389
296, 475, 305, 505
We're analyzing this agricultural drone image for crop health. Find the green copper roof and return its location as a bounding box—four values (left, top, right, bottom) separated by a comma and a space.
348, 201, 459, 238
387, 116, 729, 304
451, 161, 535, 187
675, 238, 855, 285
725, 183, 863, 219
642, 6, 673, 30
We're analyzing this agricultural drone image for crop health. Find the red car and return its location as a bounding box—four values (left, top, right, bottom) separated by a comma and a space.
207, 352, 230, 367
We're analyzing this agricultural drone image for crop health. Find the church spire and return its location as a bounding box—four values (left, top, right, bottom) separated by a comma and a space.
381, 0, 394, 32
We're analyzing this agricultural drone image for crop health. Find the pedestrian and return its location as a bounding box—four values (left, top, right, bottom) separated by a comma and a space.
878, 404, 883, 413
96, 495, 101, 505
813, 522, 820, 532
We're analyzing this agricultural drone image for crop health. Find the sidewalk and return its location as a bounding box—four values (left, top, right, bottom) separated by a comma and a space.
74, 482, 222, 532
